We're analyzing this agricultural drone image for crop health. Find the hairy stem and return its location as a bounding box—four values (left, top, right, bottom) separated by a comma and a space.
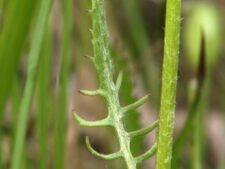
91, 0, 135, 168
156, 0, 181, 169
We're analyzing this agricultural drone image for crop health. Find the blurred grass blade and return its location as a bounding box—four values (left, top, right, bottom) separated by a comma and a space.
0, 0, 38, 134
122, 0, 148, 52
0, 0, 38, 166
36, 23, 52, 169
192, 32, 206, 169
172, 32, 206, 168
54, 0, 73, 168
111, 0, 160, 105
11, 76, 21, 143
11, 0, 53, 168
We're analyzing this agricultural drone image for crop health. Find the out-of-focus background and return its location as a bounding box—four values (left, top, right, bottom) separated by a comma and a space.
0, 0, 225, 169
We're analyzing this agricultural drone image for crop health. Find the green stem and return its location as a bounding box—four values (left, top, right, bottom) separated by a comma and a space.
91, 1, 136, 168
11, 0, 53, 168
156, 0, 181, 169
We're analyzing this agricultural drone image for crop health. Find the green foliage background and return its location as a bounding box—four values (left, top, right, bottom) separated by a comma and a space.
0, 0, 224, 169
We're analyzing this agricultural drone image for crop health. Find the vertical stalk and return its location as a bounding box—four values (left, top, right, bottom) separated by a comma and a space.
91, 1, 137, 169
54, 0, 72, 168
156, 0, 181, 169
10, 0, 53, 168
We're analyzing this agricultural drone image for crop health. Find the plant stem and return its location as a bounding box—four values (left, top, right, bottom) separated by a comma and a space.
11, 0, 53, 168
91, 1, 136, 168
112, 49, 143, 156
156, 0, 181, 168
